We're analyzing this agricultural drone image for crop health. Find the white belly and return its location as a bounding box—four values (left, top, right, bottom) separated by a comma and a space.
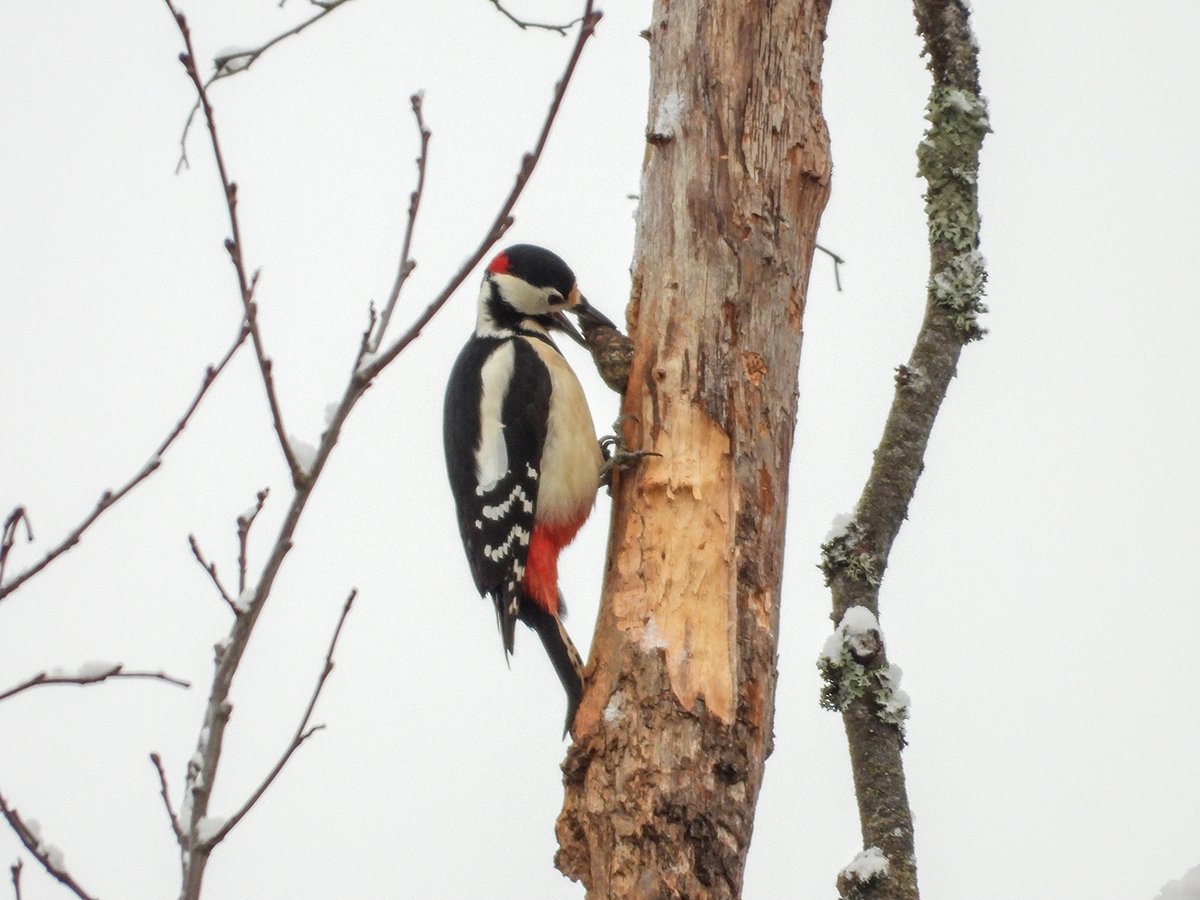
525, 338, 603, 524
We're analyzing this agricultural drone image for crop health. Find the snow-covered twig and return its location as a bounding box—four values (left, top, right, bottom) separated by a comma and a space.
168, 6, 307, 489
175, 0, 357, 171
0, 323, 248, 604
367, 94, 432, 354
0, 664, 190, 704
0, 791, 95, 900
198, 589, 356, 850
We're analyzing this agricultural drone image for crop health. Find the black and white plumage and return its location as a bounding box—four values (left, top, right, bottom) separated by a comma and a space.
443, 244, 612, 733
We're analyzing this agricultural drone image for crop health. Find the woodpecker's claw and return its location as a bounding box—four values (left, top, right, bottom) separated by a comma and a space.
599, 416, 660, 491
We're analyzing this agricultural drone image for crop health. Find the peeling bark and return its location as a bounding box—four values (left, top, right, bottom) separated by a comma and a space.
557, 2, 832, 896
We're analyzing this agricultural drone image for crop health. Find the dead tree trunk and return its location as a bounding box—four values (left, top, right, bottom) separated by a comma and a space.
556, 2, 832, 896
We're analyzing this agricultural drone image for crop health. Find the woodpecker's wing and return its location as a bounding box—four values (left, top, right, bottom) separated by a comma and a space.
444, 336, 550, 652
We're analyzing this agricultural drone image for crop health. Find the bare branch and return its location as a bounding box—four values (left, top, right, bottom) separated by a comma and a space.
358, 2, 603, 384
0, 790, 96, 900
188, 535, 237, 613
9, 858, 21, 900
201, 589, 356, 849
0, 323, 248, 603
149, 753, 186, 850
166, 5, 307, 488
485, 0, 581, 35
171, 6, 601, 897
367, 93, 432, 354
0, 664, 190, 704
236, 489, 270, 597
176, 0, 357, 171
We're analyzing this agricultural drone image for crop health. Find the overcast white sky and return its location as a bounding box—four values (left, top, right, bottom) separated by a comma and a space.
2, 2, 1198, 899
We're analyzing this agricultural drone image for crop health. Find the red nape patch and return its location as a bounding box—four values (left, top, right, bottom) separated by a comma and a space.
486, 252, 509, 275
522, 519, 587, 617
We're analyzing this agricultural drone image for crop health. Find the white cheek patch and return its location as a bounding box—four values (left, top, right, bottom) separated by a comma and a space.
475, 343, 515, 493
491, 272, 557, 315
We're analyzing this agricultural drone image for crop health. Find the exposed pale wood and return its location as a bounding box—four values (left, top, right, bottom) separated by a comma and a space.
557, 1, 832, 896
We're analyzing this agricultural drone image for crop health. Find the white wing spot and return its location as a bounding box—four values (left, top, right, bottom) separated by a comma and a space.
482, 484, 530, 521
475, 344, 516, 492
484, 525, 530, 563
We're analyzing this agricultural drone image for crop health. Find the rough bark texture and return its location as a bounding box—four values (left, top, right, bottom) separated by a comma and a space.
556, 2, 832, 897
821, 2, 987, 898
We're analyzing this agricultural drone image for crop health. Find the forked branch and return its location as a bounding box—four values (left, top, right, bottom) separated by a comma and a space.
0, 322, 248, 603
165, 4, 603, 899
176, 0, 358, 171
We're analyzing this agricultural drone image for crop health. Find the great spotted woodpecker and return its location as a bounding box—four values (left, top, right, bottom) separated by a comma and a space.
443, 244, 614, 733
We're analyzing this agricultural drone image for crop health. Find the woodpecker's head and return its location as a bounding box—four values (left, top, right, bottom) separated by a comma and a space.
478, 244, 612, 345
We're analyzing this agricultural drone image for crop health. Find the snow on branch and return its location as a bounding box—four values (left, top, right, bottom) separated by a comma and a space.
818, 1, 988, 898
0, 790, 95, 900
175, 0, 358, 171
0, 664, 189, 704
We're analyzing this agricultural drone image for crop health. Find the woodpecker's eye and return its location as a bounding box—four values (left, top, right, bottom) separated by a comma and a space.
546, 289, 565, 306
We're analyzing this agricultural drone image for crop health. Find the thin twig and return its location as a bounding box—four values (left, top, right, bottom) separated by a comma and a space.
0, 323, 249, 603
486, 0, 581, 35
358, 2, 602, 383
368, 94, 432, 354
0, 509, 32, 587
176, 0, 357, 171
188, 535, 237, 613
149, 753, 186, 849
9, 858, 21, 900
168, 5, 306, 488
201, 589, 357, 849
0, 790, 96, 900
0, 665, 190, 703
236, 489, 270, 597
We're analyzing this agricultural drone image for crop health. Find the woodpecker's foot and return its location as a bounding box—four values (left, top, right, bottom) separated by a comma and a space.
599, 416, 660, 491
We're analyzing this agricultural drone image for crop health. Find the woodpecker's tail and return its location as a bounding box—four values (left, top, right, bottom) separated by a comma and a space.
520, 595, 584, 738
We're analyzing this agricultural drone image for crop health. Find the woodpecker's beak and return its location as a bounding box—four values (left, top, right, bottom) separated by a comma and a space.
548, 311, 590, 348
570, 294, 618, 331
